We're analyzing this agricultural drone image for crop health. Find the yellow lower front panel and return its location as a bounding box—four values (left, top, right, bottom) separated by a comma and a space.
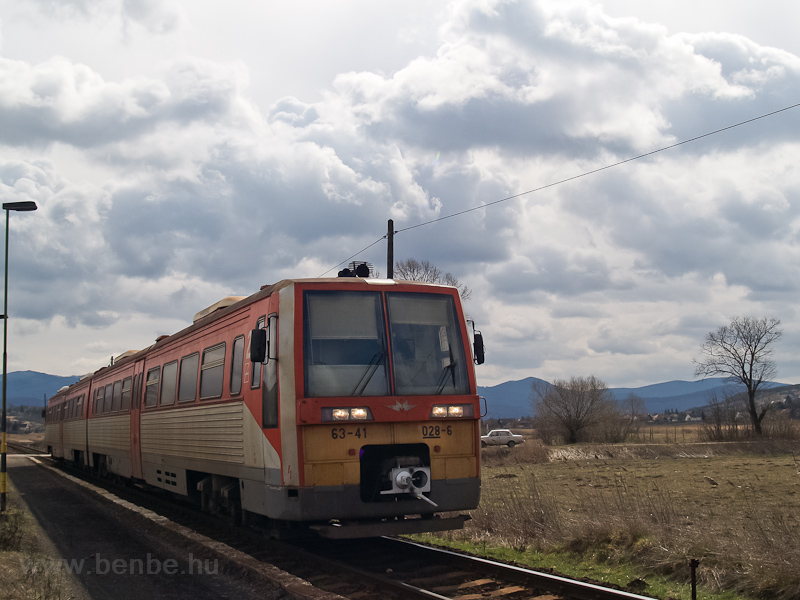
302, 420, 476, 487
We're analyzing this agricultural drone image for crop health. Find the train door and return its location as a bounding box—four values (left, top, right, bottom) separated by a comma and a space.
57, 401, 65, 458
130, 359, 146, 479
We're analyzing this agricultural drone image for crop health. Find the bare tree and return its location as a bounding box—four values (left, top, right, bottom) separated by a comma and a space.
694, 316, 782, 436
394, 258, 472, 301
618, 393, 648, 439
701, 390, 743, 441
531, 376, 616, 444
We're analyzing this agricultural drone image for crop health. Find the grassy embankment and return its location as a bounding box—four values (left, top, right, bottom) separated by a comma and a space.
419, 437, 800, 600
0, 478, 69, 600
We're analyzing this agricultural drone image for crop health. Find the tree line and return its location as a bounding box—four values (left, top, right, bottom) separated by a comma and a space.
531, 316, 793, 444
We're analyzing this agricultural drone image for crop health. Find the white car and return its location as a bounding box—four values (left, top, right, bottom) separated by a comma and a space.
481, 429, 524, 448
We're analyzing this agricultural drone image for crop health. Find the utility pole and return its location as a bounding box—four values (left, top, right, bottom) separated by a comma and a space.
387, 219, 394, 279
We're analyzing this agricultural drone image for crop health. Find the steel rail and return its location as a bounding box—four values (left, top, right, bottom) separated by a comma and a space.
387, 537, 659, 600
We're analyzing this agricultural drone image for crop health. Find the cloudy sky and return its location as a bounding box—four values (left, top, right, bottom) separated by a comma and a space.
2, 0, 800, 388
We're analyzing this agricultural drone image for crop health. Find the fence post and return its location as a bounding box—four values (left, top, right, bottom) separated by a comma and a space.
690, 558, 700, 600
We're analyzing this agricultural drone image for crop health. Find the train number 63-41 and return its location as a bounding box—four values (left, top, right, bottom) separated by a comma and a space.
331, 427, 368, 440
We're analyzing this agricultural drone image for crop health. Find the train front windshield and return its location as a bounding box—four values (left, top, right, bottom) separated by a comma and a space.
303, 291, 470, 397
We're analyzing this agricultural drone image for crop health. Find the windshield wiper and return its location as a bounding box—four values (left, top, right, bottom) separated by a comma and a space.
434, 346, 457, 395
351, 352, 384, 396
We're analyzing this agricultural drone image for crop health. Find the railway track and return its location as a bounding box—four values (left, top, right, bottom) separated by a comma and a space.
288, 536, 658, 600
9, 444, 659, 600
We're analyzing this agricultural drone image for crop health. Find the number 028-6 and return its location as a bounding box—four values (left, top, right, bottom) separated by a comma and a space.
422, 425, 452, 438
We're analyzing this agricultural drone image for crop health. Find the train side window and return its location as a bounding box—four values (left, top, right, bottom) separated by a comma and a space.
230, 336, 244, 396
78, 394, 84, 417
70, 398, 77, 419
103, 384, 113, 413
200, 344, 225, 400
120, 378, 132, 411
133, 373, 142, 410
251, 316, 265, 389
145, 367, 161, 407
161, 361, 178, 406
111, 381, 122, 412
178, 353, 199, 402
95, 387, 105, 415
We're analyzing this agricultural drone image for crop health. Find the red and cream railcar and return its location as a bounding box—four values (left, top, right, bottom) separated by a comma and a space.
45, 376, 91, 464
45, 276, 485, 537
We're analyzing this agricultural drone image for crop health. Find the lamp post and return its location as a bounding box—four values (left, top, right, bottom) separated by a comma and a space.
1, 201, 37, 512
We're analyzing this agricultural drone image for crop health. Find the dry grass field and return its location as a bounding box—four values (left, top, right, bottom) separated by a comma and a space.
455, 439, 800, 599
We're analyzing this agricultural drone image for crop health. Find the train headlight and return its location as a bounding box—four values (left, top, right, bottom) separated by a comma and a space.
331, 408, 350, 421
431, 405, 448, 418
448, 405, 464, 418
430, 404, 474, 418
322, 407, 374, 422
350, 407, 369, 420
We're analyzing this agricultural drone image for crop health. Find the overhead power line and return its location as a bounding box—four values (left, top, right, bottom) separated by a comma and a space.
318, 236, 386, 277
320, 100, 800, 276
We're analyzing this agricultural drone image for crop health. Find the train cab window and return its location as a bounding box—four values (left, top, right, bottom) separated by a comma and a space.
120, 378, 132, 411
263, 314, 279, 428
230, 336, 244, 396
145, 367, 160, 408
200, 344, 225, 399
111, 381, 122, 412
103, 383, 113, 413
251, 317, 265, 389
178, 353, 199, 402
303, 291, 389, 397
386, 293, 469, 396
160, 361, 178, 406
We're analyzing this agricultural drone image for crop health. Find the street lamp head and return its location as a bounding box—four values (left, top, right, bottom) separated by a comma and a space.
2, 202, 37, 212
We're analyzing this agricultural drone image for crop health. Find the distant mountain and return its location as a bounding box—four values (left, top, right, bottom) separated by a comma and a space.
478, 376, 790, 418
0, 371, 80, 407
477, 377, 550, 419
5, 369, 793, 417
608, 379, 787, 414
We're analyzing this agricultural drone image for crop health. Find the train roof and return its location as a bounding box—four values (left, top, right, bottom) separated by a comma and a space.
48, 277, 459, 401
